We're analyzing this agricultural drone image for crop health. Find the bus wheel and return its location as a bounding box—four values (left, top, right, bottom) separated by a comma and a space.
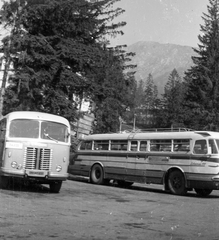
50, 181, 62, 193
168, 170, 187, 195
194, 188, 212, 197
90, 164, 104, 185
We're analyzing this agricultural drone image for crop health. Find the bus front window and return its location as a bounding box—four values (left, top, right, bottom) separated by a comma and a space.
41, 121, 69, 143
211, 139, 219, 154
9, 119, 39, 138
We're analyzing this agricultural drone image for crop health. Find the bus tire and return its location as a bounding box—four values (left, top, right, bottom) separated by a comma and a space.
194, 188, 212, 197
90, 164, 104, 185
50, 181, 62, 193
168, 170, 187, 195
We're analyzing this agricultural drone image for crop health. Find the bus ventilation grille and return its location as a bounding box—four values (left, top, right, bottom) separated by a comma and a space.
23, 147, 52, 171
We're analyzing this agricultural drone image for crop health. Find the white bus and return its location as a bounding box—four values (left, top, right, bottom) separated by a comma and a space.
0, 111, 71, 193
68, 129, 219, 197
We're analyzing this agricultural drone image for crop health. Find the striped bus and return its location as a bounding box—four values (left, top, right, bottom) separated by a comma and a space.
0, 111, 71, 193
68, 129, 219, 197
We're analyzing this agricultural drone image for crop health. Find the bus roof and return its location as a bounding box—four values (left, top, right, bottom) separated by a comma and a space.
82, 131, 219, 141
3, 111, 70, 127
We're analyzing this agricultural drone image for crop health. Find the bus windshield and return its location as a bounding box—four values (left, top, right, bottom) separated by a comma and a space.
9, 119, 69, 142
9, 119, 39, 138
41, 121, 69, 142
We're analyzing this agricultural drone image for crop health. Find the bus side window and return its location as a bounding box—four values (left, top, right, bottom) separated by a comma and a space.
0, 119, 6, 139
208, 139, 218, 154
173, 139, 190, 152
130, 141, 138, 151
94, 140, 109, 150
111, 140, 127, 151
193, 140, 207, 154
150, 141, 159, 151
140, 141, 147, 151
80, 141, 92, 150
150, 140, 171, 152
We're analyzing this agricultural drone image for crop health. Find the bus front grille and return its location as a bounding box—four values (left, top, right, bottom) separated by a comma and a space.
23, 147, 53, 171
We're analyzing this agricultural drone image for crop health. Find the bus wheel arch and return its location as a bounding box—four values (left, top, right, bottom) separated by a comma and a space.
165, 168, 187, 195
90, 163, 105, 185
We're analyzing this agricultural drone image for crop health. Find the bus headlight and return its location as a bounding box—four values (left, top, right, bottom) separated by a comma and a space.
56, 165, 62, 172
11, 161, 18, 168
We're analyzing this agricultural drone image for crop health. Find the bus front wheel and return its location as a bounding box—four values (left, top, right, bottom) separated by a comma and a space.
90, 164, 104, 185
50, 181, 62, 193
168, 170, 187, 195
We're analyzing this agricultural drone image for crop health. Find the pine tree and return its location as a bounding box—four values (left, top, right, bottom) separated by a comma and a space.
184, 0, 219, 130
160, 69, 185, 128
0, 0, 131, 126
144, 73, 157, 109
134, 79, 145, 107
91, 47, 135, 133
136, 73, 160, 128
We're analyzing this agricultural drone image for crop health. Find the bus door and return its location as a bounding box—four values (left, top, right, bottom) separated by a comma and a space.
0, 119, 6, 167
108, 140, 128, 180
126, 140, 147, 183
190, 139, 208, 173
146, 140, 172, 184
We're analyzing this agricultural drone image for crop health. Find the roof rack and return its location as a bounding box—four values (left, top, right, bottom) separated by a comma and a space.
120, 128, 194, 133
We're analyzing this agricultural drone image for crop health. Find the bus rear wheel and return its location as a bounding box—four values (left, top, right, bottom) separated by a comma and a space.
168, 170, 187, 195
90, 164, 104, 185
194, 188, 212, 197
50, 181, 62, 193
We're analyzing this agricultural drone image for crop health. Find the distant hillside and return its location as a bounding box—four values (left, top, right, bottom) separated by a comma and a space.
126, 41, 196, 95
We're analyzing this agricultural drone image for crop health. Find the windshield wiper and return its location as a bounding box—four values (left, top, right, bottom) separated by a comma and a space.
44, 133, 59, 143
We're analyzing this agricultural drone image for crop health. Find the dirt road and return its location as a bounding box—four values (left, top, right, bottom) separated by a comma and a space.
0, 177, 219, 240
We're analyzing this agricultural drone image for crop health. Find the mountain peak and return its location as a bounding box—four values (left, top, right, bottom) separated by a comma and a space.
127, 41, 195, 94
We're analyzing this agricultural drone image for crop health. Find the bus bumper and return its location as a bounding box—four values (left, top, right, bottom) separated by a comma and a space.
0, 168, 68, 181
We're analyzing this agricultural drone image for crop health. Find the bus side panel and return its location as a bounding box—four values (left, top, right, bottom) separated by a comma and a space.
0, 138, 5, 169
1, 148, 25, 176
125, 152, 147, 183
186, 156, 219, 190
48, 144, 70, 179
104, 152, 127, 180
68, 151, 93, 177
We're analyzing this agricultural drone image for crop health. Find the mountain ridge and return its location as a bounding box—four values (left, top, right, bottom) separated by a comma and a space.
126, 41, 196, 94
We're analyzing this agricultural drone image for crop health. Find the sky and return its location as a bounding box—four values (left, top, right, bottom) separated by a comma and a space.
110, 0, 209, 47
0, 0, 209, 47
